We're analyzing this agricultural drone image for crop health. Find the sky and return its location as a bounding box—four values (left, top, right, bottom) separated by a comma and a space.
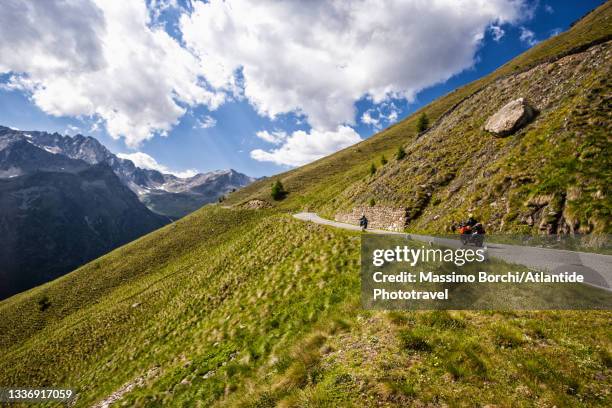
0, 0, 605, 178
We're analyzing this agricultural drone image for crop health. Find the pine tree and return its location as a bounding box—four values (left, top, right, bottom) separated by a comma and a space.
416, 113, 429, 133
369, 163, 377, 175
396, 146, 406, 161
271, 180, 287, 200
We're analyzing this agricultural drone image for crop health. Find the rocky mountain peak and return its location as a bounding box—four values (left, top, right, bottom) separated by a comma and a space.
0, 127, 254, 218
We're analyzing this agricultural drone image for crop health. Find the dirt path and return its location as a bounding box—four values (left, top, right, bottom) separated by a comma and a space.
90, 367, 159, 408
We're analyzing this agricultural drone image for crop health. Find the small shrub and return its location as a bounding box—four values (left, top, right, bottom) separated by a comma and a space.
250, 392, 275, 408
369, 198, 376, 207
396, 146, 406, 161
369, 163, 377, 175
380, 155, 388, 166
416, 113, 429, 133
599, 350, 612, 368
271, 180, 287, 201
37, 295, 51, 312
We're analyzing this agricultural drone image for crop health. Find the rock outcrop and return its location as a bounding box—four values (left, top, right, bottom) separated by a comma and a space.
484, 97, 536, 136
335, 206, 407, 231
242, 199, 271, 209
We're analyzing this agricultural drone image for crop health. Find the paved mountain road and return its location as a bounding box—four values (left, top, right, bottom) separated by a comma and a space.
293, 212, 612, 291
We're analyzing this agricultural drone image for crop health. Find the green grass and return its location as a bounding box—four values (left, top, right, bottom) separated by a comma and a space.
251, 309, 611, 407
2, 206, 608, 407
0, 208, 362, 406
1, 3, 611, 407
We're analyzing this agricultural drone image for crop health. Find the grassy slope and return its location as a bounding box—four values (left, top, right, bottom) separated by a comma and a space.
0, 208, 361, 406
335, 41, 611, 234
0, 3, 611, 407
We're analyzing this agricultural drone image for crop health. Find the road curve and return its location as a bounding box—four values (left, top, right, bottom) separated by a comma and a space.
293, 212, 612, 291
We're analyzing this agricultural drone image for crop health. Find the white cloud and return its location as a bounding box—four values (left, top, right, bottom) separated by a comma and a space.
255, 130, 287, 145
0, 1, 105, 77
544, 4, 554, 14
519, 27, 539, 46
0, 0, 224, 147
66, 125, 82, 135
489, 25, 506, 41
1, 0, 532, 164
361, 111, 379, 127
117, 151, 198, 178
181, 0, 527, 131
250, 126, 361, 166
360, 102, 401, 130
195, 115, 217, 129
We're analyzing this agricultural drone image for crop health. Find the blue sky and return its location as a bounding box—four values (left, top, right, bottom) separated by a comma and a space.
0, 0, 604, 177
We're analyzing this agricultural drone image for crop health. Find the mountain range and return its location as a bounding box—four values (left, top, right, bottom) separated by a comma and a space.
0, 126, 253, 298
0, 126, 254, 218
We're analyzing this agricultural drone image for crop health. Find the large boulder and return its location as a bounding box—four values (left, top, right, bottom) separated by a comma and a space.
484, 98, 536, 137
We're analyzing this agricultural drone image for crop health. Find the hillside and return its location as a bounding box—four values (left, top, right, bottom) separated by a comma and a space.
0, 3, 611, 408
224, 2, 612, 236
330, 41, 610, 234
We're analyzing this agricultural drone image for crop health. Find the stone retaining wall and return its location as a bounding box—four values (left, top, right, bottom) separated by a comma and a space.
335, 206, 407, 231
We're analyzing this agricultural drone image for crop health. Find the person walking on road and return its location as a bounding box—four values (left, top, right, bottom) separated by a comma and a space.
359, 215, 368, 231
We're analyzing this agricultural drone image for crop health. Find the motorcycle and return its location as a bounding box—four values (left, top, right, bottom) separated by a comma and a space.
459, 223, 485, 247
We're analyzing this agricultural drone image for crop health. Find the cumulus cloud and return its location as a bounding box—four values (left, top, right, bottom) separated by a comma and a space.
181, 0, 527, 131
0, 1, 105, 76
117, 151, 198, 178
0, 0, 224, 147
250, 126, 361, 166
2, 0, 532, 166
255, 130, 287, 145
